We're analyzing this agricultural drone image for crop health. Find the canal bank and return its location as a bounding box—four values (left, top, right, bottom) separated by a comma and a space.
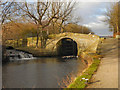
67, 52, 102, 88
87, 38, 118, 88
66, 38, 105, 88
65, 38, 119, 88
67, 38, 118, 88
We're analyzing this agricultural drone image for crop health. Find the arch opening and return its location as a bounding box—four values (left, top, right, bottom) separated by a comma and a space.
56, 38, 78, 56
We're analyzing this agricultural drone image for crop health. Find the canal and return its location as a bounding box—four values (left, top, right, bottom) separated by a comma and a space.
2, 57, 87, 88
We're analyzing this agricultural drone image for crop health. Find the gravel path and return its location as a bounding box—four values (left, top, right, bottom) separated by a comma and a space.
87, 38, 118, 88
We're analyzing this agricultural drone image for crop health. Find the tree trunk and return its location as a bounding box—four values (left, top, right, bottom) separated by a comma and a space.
40, 36, 47, 48
59, 26, 62, 33
117, 25, 119, 34
114, 25, 119, 38
40, 36, 44, 48
59, 20, 64, 33
36, 34, 39, 48
16, 39, 19, 47
43, 38, 47, 48
40, 31, 48, 49
22, 38, 27, 47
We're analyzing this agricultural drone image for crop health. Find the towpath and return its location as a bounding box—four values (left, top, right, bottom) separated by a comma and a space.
87, 38, 118, 88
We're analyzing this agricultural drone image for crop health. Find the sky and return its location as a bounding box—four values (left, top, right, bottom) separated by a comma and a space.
74, 2, 114, 36
23, 0, 116, 36
4, 0, 119, 36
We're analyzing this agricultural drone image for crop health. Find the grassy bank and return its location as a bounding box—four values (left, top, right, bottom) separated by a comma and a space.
67, 57, 101, 88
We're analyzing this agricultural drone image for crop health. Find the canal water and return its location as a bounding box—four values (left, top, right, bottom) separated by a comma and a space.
2, 57, 86, 88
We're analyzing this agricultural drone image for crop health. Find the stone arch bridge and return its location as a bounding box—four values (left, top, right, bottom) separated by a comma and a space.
46, 32, 99, 56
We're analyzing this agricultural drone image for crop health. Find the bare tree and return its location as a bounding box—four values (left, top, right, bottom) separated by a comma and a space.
0, 0, 21, 25
17, 0, 75, 48
55, 2, 76, 33
64, 23, 94, 34
0, 0, 19, 45
104, 2, 120, 37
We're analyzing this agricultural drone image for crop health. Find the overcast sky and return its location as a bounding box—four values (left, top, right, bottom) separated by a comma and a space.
74, 2, 114, 36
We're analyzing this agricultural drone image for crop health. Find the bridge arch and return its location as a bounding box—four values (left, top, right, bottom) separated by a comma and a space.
56, 38, 78, 56
46, 33, 100, 56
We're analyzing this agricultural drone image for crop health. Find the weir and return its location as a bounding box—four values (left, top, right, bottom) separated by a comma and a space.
5, 46, 35, 61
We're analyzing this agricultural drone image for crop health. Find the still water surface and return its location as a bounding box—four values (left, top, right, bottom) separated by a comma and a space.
2, 57, 86, 88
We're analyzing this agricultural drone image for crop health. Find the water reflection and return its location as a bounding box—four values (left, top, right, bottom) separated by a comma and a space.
2, 57, 86, 88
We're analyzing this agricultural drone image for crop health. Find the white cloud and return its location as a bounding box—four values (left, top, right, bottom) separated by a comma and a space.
83, 24, 92, 28
73, 2, 113, 36
75, 2, 112, 23
83, 22, 113, 36
96, 15, 106, 21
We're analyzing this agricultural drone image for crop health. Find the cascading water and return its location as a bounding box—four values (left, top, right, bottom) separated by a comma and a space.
6, 47, 35, 61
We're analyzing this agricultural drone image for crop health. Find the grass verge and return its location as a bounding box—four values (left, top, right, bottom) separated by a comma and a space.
67, 58, 100, 88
